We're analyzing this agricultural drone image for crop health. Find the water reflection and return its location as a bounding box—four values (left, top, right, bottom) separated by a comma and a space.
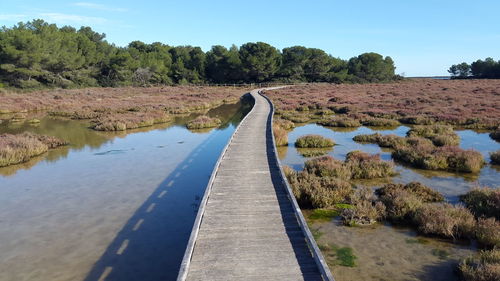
0, 99, 252, 281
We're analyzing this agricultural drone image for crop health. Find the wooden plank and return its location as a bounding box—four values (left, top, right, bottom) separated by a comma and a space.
178, 89, 334, 281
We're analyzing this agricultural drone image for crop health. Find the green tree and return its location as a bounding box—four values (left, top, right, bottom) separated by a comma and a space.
239, 42, 281, 82
448, 62, 470, 78
348, 52, 395, 82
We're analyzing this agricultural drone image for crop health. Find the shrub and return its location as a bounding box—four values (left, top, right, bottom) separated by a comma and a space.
304, 156, 352, 180
94, 111, 171, 131
392, 143, 484, 173
340, 187, 386, 226
317, 117, 361, 127
345, 150, 396, 179
413, 203, 475, 239
400, 116, 435, 125
407, 125, 460, 146
377, 182, 444, 203
379, 188, 422, 222
460, 187, 500, 220
274, 118, 295, 130
353, 133, 407, 148
475, 218, 500, 248
287, 171, 353, 209
295, 135, 335, 148
458, 249, 500, 281
186, 115, 221, 129
0, 132, 67, 167
490, 150, 500, 165
361, 118, 400, 127
273, 125, 288, 146
281, 112, 311, 123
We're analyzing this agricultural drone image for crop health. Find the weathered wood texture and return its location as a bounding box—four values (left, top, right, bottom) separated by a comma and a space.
178, 90, 333, 281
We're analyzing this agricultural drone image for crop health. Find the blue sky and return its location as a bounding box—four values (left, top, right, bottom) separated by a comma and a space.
1, 0, 499, 76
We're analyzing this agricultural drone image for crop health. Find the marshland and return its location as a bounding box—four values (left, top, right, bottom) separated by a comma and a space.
1, 8, 499, 281
267, 80, 500, 281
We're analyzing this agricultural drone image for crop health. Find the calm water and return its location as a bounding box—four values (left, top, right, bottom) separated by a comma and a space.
0, 100, 252, 281
279, 124, 500, 281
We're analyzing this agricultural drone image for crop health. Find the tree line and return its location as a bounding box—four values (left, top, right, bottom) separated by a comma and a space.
448, 58, 500, 79
0, 20, 397, 89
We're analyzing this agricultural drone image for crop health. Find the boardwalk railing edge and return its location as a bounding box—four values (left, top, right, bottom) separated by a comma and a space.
176, 91, 257, 281
260, 90, 336, 281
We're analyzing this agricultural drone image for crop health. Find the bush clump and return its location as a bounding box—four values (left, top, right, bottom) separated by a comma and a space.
412, 203, 475, 239
286, 170, 353, 208
274, 118, 295, 130
407, 125, 460, 146
377, 182, 444, 203
340, 187, 386, 226
281, 112, 310, 123
304, 153, 395, 180
377, 182, 443, 222
295, 135, 335, 148
393, 142, 484, 173
317, 117, 361, 127
353, 133, 407, 148
458, 249, 500, 281
361, 118, 400, 127
460, 187, 500, 220
475, 218, 500, 248
305, 156, 352, 180
345, 150, 396, 179
378, 188, 423, 222
0, 132, 67, 167
93, 111, 171, 131
186, 115, 221, 129
490, 150, 500, 165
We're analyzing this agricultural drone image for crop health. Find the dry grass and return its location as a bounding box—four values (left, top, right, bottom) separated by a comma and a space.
295, 135, 335, 148
340, 187, 386, 226
186, 115, 222, 129
407, 125, 460, 146
377, 182, 444, 222
460, 187, 500, 220
475, 218, 500, 248
304, 153, 395, 180
264, 79, 500, 129
0, 132, 67, 167
92, 111, 171, 131
273, 125, 288, 146
0, 86, 245, 131
317, 116, 361, 127
285, 169, 353, 209
413, 203, 476, 239
377, 182, 444, 203
458, 249, 500, 281
392, 142, 484, 173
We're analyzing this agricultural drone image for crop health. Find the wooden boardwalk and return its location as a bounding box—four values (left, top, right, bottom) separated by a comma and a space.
177, 89, 334, 281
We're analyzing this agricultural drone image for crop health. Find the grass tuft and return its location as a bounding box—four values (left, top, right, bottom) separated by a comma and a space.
295, 135, 335, 148
186, 115, 221, 129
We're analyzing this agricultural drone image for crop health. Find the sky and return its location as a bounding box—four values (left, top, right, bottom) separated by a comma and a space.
1, 0, 499, 76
